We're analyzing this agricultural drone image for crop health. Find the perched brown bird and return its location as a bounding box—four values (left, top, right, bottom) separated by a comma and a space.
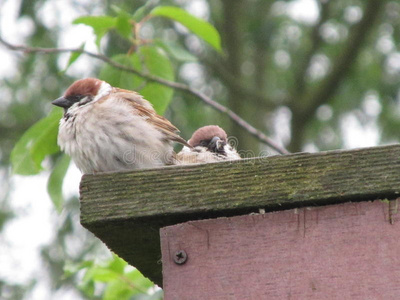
176, 125, 241, 164
52, 78, 189, 173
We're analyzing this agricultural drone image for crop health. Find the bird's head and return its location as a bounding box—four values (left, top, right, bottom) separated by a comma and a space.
188, 125, 228, 154
52, 78, 112, 111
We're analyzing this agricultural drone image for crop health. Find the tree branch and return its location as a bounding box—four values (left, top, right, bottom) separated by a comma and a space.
292, 0, 331, 97
202, 56, 280, 110
301, 0, 385, 120
0, 36, 289, 155
288, 0, 385, 152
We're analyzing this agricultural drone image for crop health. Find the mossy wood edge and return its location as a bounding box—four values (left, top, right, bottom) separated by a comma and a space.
79, 144, 400, 286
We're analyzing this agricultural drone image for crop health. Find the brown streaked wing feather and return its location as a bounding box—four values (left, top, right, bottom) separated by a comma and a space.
147, 114, 191, 147
113, 88, 155, 111
115, 89, 191, 147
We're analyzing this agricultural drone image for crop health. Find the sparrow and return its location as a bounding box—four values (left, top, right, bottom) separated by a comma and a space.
52, 78, 190, 173
176, 125, 241, 164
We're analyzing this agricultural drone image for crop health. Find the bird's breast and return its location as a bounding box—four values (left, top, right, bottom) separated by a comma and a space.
57, 104, 174, 173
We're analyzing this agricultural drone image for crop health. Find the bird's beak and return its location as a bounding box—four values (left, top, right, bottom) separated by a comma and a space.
208, 136, 223, 152
215, 139, 224, 150
52, 97, 72, 108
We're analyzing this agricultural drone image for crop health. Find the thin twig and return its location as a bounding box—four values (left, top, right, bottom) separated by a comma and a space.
203, 57, 280, 110
0, 36, 289, 154
287, 0, 385, 152
301, 0, 385, 121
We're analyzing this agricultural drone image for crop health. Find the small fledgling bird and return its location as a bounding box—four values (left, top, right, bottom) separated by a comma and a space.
176, 125, 241, 164
52, 78, 189, 173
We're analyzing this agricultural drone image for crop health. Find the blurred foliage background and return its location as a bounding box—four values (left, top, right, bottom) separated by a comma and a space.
0, 0, 399, 299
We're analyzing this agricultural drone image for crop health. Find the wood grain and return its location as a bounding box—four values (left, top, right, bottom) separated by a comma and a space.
161, 200, 400, 299
79, 144, 400, 285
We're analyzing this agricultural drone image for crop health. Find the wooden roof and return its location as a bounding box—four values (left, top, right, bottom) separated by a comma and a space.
79, 144, 400, 286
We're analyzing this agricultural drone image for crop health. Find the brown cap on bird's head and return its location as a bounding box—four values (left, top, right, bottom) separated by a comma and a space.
64, 78, 103, 98
52, 78, 105, 109
188, 125, 228, 147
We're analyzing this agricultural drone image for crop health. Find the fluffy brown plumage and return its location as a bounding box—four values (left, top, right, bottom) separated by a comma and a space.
53, 78, 189, 173
188, 125, 228, 147
176, 125, 241, 164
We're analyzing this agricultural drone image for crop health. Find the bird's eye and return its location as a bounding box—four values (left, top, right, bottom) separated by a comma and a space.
199, 140, 209, 147
70, 95, 83, 102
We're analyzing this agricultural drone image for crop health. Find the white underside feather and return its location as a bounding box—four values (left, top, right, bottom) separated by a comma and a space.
58, 95, 173, 173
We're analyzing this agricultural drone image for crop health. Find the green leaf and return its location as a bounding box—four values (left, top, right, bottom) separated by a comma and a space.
99, 55, 137, 91
125, 269, 154, 291
62, 43, 85, 72
81, 265, 96, 285
11, 108, 62, 175
99, 45, 174, 114
107, 254, 127, 274
47, 154, 70, 213
63, 260, 93, 278
155, 40, 197, 62
91, 268, 119, 282
115, 10, 133, 39
104, 280, 132, 300
132, 7, 147, 23
132, 1, 155, 22
80, 280, 95, 298
151, 6, 222, 53
79, 263, 98, 297
73, 16, 116, 47
131, 46, 175, 114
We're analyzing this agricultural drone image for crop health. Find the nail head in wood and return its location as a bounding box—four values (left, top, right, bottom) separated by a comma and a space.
174, 250, 187, 265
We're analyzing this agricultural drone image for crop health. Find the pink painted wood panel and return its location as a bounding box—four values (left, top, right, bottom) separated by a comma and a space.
161, 200, 400, 299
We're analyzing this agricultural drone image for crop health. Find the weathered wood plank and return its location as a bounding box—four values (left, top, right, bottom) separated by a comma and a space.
79, 144, 400, 285
161, 200, 400, 299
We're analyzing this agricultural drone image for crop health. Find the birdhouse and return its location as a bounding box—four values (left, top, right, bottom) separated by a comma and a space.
79, 144, 400, 299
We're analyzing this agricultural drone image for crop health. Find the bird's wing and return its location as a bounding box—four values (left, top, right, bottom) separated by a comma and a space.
115, 89, 191, 147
